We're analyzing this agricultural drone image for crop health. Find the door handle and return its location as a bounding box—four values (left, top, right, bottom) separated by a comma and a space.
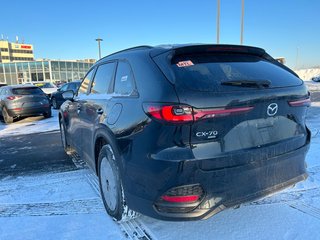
96, 109, 104, 115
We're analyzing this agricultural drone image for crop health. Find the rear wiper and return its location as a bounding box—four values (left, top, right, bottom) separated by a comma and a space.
221, 80, 271, 88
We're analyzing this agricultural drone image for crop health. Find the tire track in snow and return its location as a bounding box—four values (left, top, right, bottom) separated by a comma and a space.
83, 165, 156, 240
0, 198, 105, 217
287, 202, 320, 220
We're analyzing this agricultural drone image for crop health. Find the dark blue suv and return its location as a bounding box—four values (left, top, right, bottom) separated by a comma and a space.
59, 44, 310, 221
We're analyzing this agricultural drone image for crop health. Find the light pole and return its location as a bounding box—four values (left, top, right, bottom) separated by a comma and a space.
217, 0, 220, 44
95, 38, 103, 59
240, 0, 244, 45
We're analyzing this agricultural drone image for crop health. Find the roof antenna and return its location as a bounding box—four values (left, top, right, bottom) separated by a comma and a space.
16, 36, 19, 43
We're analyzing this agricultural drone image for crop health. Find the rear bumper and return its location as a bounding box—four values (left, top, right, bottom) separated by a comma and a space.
7, 106, 51, 118
124, 133, 310, 221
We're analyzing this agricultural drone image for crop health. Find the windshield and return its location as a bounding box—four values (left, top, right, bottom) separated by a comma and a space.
12, 87, 44, 95
171, 54, 302, 92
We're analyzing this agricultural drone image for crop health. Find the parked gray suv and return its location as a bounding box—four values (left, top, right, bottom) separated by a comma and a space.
0, 85, 51, 124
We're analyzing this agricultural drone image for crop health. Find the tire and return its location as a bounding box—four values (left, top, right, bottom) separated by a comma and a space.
43, 109, 52, 118
2, 107, 13, 124
59, 119, 74, 154
98, 144, 138, 222
52, 97, 58, 109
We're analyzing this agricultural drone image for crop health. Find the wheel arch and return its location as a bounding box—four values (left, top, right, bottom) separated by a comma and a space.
93, 125, 122, 175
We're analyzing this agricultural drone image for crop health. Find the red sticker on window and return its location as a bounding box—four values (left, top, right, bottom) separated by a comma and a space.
176, 60, 194, 67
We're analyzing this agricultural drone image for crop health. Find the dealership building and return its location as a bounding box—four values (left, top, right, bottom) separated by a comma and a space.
0, 39, 95, 85
0, 60, 94, 85
0, 40, 34, 63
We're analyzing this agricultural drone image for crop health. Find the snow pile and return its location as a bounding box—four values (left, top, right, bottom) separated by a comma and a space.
295, 67, 320, 81
0, 110, 59, 137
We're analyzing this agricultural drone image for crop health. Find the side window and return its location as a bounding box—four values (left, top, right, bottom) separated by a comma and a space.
59, 84, 68, 92
78, 68, 95, 95
90, 62, 115, 94
67, 83, 77, 91
114, 61, 135, 95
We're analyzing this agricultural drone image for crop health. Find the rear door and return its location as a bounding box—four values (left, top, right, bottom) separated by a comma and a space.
153, 47, 310, 159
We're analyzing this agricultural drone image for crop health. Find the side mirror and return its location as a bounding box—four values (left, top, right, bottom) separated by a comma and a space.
62, 90, 74, 101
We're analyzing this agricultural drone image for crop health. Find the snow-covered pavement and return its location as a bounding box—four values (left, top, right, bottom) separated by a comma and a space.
0, 101, 320, 240
0, 110, 60, 137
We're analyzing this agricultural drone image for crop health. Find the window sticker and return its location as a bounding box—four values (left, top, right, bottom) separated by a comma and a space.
176, 60, 194, 67
121, 75, 128, 82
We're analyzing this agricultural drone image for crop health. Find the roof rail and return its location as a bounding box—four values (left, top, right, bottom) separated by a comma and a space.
97, 45, 153, 62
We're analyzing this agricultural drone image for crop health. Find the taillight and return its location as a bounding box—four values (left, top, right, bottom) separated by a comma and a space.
288, 98, 311, 107
7, 96, 22, 100
193, 106, 253, 121
143, 103, 253, 123
144, 104, 193, 123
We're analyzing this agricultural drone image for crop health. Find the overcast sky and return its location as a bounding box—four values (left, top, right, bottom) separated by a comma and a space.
2, 0, 319, 69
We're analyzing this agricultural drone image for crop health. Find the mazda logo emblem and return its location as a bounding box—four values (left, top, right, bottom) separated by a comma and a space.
267, 103, 278, 116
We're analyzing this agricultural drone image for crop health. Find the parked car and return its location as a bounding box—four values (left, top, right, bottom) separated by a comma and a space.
0, 85, 51, 124
311, 75, 320, 82
59, 44, 311, 221
51, 81, 81, 109
33, 82, 58, 98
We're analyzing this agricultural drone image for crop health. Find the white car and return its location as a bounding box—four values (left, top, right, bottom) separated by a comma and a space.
33, 82, 58, 98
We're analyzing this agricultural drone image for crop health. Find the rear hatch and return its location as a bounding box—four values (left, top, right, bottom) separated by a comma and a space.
11, 87, 49, 109
152, 45, 310, 161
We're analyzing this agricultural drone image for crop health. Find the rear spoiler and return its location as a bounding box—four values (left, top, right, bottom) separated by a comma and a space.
150, 44, 299, 81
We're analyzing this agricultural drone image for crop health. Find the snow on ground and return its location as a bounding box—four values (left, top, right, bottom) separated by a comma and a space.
0, 110, 59, 137
0, 101, 320, 240
295, 67, 320, 81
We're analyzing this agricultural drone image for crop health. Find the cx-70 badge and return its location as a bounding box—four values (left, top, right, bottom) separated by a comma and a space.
267, 103, 278, 116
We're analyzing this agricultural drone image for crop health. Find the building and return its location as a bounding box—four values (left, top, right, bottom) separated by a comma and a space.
0, 60, 94, 85
0, 40, 34, 63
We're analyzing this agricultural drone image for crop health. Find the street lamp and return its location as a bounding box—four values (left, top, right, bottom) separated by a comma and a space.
240, 0, 244, 45
217, 0, 220, 44
95, 38, 103, 59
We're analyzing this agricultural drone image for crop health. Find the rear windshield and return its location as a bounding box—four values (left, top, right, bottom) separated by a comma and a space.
12, 87, 44, 95
171, 54, 302, 92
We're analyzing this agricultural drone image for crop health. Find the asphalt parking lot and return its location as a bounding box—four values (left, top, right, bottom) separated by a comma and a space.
0, 131, 75, 179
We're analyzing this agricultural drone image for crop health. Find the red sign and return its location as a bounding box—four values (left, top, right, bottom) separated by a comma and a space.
21, 45, 31, 49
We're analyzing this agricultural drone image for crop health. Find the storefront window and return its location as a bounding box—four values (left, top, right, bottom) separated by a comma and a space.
73, 62, 79, 72
60, 62, 66, 71
36, 62, 43, 70
51, 61, 59, 71
67, 62, 72, 71
43, 61, 49, 71
52, 72, 60, 80
37, 73, 44, 81
79, 63, 84, 71
60, 72, 67, 81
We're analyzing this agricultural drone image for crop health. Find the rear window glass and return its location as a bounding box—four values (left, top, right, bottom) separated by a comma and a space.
12, 87, 44, 95
171, 54, 302, 92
